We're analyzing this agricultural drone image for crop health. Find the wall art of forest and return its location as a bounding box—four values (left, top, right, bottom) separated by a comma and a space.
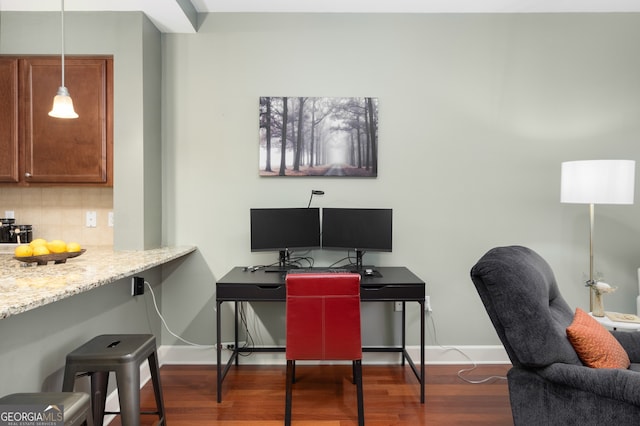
259, 97, 378, 177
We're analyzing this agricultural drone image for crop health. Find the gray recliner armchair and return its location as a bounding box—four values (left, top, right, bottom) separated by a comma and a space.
470, 245, 640, 425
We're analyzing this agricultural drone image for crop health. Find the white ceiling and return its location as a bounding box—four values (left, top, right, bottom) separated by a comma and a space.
2, 0, 640, 33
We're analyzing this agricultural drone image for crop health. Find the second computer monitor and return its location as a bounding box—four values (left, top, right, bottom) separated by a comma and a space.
322, 208, 393, 254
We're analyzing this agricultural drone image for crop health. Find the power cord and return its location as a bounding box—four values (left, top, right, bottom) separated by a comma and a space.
328, 256, 354, 269
209, 300, 255, 354
237, 301, 255, 356
428, 308, 507, 384
249, 253, 315, 272
145, 281, 213, 348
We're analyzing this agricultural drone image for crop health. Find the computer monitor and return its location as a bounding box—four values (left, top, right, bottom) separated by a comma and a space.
321, 208, 392, 269
250, 208, 321, 267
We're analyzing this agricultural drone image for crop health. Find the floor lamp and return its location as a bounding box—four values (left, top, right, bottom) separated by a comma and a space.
560, 160, 635, 314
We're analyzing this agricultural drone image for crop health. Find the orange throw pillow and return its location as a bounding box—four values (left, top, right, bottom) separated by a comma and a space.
566, 308, 630, 369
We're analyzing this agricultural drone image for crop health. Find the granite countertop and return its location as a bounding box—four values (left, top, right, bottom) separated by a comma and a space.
0, 245, 196, 319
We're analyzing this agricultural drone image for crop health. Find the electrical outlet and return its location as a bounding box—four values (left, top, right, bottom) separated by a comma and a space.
108, 211, 114, 227
425, 296, 432, 312
85, 211, 97, 228
394, 301, 403, 312
132, 276, 145, 296
4, 210, 14, 219
220, 341, 247, 350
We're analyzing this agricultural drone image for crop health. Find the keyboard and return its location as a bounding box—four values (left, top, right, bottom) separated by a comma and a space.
263, 267, 379, 277
291, 268, 352, 274
263, 267, 290, 273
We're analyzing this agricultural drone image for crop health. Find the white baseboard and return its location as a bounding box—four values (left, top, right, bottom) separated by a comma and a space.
157, 344, 511, 366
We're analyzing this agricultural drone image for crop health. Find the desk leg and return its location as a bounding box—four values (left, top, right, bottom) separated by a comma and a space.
397, 300, 424, 404
420, 300, 425, 404
234, 301, 239, 365
401, 301, 406, 366
217, 300, 222, 403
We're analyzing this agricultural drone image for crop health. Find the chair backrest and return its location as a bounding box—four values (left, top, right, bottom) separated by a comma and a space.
470, 246, 582, 368
286, 273, 362, 361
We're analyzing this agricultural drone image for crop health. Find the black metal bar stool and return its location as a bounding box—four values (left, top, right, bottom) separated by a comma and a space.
62, 334, 166, 426
0, 392, 90, 426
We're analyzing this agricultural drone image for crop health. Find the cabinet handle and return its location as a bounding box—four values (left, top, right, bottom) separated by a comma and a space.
25, 172, 32, 178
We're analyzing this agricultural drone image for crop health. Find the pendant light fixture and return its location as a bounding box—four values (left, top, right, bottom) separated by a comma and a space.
49, 0, 78, 119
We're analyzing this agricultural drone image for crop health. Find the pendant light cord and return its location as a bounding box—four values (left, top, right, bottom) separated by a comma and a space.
48, 0, 78, 119
60, 0, 65, 88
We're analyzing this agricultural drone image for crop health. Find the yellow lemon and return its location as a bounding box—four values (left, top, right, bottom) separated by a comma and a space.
47, 240, 67, 254
14, 245, 33, 257
32, 245, 50, 256
67, 242, 82, 253
29, 238, 47, 248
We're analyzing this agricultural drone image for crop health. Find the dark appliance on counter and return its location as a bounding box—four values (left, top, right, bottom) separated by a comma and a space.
0, 219, 32, 244
0, 218, 15, 243
14, 225, 33, 244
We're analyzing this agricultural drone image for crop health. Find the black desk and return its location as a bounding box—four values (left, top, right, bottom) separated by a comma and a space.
216, 266, 426, 403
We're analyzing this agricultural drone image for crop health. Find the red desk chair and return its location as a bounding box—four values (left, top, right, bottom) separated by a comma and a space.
285, 272, 364, 426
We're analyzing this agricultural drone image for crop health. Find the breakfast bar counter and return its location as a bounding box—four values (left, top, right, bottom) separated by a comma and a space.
0, 245, 196, 319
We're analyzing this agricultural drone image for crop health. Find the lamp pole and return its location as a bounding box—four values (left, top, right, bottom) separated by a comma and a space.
588, 203, 595, 311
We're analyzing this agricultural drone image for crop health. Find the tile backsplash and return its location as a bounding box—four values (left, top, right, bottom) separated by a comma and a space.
0, 187, 113, 246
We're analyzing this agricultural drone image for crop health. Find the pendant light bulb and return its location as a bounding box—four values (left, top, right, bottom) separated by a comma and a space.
49, 0, 78, 119
49, 86, 79, 119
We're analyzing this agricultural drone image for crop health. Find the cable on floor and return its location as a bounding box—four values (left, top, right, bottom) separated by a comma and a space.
428, 308, 507, 384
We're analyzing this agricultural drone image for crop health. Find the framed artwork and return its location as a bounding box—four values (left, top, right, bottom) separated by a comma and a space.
259, 97, 378, 177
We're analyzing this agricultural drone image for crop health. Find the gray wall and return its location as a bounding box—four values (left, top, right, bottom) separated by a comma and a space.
0, 11, 162, 249
0, 268, 165, 395
1, 10, 640, 395
0, 11, 166, 395
142, 16, 164, 249
160, 13, 640, 347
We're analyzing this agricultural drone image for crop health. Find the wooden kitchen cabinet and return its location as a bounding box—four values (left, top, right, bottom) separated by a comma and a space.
0, 56, 113, 186
0, 58, 19, 183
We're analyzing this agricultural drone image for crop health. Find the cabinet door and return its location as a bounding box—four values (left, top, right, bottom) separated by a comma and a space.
20, 57, 113, 185
0, 58, 19, 183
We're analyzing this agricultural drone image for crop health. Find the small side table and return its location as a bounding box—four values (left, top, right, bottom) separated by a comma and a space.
590, 313, 640, 331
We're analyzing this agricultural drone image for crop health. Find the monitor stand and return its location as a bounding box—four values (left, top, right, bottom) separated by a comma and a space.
278, 249, 290, 268
349, 250, 382, 277
355, 249, 364, 271
264, 249, 294, 273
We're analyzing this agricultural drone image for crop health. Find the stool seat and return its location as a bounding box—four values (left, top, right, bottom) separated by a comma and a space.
0, 392, 90, 426
63, 334, 157, 368
62, 334, 166, 426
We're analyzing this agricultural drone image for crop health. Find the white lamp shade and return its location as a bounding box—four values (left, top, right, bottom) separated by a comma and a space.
561, 160, 635, 204
48, 86, 79, 119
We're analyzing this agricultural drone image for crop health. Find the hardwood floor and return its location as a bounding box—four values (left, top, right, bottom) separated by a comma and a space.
109, 364, 513, 425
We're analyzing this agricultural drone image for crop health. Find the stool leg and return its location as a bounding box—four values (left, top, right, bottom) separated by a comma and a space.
62, 366, 77, 392
91, 371, 109, 426
115, 364, 140, 426
148, 351, 166, 425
